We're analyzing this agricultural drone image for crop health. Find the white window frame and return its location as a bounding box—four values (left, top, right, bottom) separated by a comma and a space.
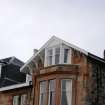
45, 46, 60, 66
44, 44, 71, 67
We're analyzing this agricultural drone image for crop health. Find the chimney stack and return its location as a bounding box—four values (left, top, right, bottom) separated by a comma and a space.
104, 50, 105, 59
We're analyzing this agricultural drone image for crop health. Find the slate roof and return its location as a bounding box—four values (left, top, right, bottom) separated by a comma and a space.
0, 56, 24, 66
0, 57, 26, 88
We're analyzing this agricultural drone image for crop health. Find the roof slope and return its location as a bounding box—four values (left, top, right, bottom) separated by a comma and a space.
0, 56, 24, 66
0, 57, 26, 88
88, 53, 105, 64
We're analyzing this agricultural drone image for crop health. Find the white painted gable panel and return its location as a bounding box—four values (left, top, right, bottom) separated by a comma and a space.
46, 38, 62, 48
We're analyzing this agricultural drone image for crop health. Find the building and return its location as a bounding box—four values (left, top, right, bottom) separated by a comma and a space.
0, 74, 32, 105
0, 57, 32, 105
0, 36, 105, 105
20, 36, 105, 105
0, 57, 26, 87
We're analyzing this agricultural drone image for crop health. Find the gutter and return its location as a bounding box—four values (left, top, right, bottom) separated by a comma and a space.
0, 82, 32, 92
88, 53, 105, 64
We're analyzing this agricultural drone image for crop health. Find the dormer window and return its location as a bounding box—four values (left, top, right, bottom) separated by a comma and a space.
44, 45, 71, 67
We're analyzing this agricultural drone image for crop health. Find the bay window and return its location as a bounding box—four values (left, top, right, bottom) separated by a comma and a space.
45, 45, 71, 66
38, 78, 72, 105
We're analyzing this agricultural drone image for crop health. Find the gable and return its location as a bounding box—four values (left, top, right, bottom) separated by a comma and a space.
20, 36, 88, 73
42, 36, 87, 55
45, 37, 62, 48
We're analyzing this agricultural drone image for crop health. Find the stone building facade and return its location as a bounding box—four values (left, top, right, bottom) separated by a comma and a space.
0, 36, 105, 105
0, 86, 31, 105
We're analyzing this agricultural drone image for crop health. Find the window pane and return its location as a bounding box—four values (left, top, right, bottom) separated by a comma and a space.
13, 96, 20, 105
55, 55, 60, 64
48, 49, 53, 56
20, 94, 27, 105
39, 81, 47, 105
47, 49, 53, 66
55, 48, 60, 54
48, 80, 56, 105
48, 56, 52, 66
64, 49, 69, 63
55, 48, 60, 64
61, 79, 72, 105
40, 81, 46, 93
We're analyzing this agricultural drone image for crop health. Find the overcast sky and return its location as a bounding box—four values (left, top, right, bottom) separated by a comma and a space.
0, 0, 105, 62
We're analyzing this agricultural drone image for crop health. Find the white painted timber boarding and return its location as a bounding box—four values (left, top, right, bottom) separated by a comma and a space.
45, 37, 62, 48
26, 74, 32, 82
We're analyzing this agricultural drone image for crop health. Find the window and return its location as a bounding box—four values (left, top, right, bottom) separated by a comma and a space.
39, 80, 56, 105
47, 47, 60, 66
64, 49, 69, 63
55, 48, 60, 64
45, 45, 71, 66
61, 79, 72, 105
13, 94, 27, 105
47, 49, 53, 66
20, 94, 27, 105
39, 81, 47, 105
13, 96, 20, 105
48, 80, 56, 105
38, 77, 73, 105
